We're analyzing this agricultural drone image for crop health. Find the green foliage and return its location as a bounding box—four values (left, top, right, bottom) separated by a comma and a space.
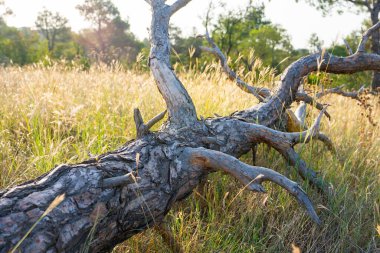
0, 21, 47, 65
167, 3, 296, 73
35, 9, 69, 52
1, 67, 378, 252
76, 0, 144, 66
296, 0, 371, 14
209, 3, 294, 72
308, 33, 324, 53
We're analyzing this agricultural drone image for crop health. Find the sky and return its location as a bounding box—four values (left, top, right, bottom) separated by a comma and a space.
3, 0, 368, 49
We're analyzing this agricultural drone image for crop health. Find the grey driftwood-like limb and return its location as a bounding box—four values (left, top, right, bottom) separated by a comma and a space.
295, 92, 331, 119
231, 18, 380, 126
343, 39, 354, 55
316, 133, 336, 154
148, 0, 198, 127
286, 107, 336, 154
146, 110, 167, 130
356, 21, 380, 53
1, 1, 380, 252
285, 107, 327, 145
199, 31, 271, 101
184, 147, 321, 224
234, 50, 380, 127
200, 32, 332, 118
315, 84, 369, 100
134, 108, 167, 138
169, 0, 192, 16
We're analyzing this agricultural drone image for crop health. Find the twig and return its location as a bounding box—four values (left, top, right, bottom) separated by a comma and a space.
356, 21, 380, 53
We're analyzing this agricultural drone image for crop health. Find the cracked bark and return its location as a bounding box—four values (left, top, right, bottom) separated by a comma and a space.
1, 2, 380, 252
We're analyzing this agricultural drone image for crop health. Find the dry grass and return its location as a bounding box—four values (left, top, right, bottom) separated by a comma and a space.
0, 64, 379, 252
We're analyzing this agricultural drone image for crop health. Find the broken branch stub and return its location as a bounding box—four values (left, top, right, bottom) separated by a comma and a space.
134, 108, 166, 138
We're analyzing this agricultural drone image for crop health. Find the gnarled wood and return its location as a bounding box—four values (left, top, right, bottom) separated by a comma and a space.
148, 0, 198, 127
1, 2, 380, 252
183, 147, 321, 224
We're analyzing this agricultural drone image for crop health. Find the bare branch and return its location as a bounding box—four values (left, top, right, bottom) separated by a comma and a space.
185, 147, 321, 224
286, 108, 336, 155
199, 32, 270, 102
233, 21, 380, 125
315, 84, 365, 100
316, 133, 336, 154
356, 21, 380, 53
150, 59, 198, 126
148, 2, 198, 126
134, 108, 144, 135
250, 51, 380, 126
225, 115, 331, 192
343, 39, 353, 55
295, 92, 331, 119
145, 110, 167, 130
284, 148, 329, 193
169, 0, 192, 16
286, 106, 328, 145
134, 108, 167, 138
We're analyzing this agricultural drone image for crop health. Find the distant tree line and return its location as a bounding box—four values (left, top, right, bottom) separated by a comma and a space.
0, 0, 377, 89
0, 0, 145, 68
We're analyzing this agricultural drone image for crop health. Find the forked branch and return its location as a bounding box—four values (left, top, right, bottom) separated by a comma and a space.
149, 0, 198, 126
285, 106, 328, 145
230, 21, 380, 126
200, 32, 331, 117
199, 31, 270, 102
134, 108, 167, 138
295, 92, 331, 119
315, 84, 376, 100
184, 147, 321, 224
228, 109, 332, 192
286, 108, 336, 153
356, 21, 380, 53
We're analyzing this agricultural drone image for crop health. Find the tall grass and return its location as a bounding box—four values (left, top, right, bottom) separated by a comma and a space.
0, 63, 378, 252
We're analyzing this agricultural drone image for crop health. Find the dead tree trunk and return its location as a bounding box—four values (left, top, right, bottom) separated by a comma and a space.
1, 1, 380, 252
371, 5, 380, 90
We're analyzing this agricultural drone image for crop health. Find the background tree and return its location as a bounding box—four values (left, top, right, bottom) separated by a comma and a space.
0, 0, 12, 22
308, 33, 324, 53
209, 2, 293, 72
35, 9, 69, 52
0, 21, 47, 65
76, 0, 120, 60
298, 0, 380, 90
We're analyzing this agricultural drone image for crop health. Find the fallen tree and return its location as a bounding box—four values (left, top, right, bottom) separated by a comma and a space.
0, 1, 379, 252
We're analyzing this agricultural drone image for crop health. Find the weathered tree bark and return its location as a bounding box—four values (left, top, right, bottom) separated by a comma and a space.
371, 4, 380, 90
1, 1, 380, 252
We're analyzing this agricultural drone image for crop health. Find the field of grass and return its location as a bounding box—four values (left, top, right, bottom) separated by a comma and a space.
0, 64, 379, 252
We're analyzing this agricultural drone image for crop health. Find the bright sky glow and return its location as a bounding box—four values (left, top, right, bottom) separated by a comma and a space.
4, 0, 367, 49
